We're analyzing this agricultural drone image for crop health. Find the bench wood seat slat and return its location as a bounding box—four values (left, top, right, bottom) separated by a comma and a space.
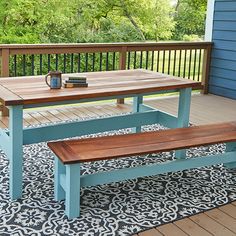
48, 122, 236, 164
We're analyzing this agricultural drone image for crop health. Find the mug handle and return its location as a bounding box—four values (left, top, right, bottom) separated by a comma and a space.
45, 73, 50, 87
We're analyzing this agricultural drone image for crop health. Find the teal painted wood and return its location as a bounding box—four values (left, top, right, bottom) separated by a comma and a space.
177, 88, 192, 128
224, 142, 236, 168
53, 148, 236, 218
1, 86, 193, 201
65, 163, 81, 219
23, 110, 160, 145
210, 0, 236, 100
176, 88, 192, 159
80, 151, 236, 189
139, 104, 178, 128
139, 104, 156, 112
23, 109, 180, 145
60, 174, 66, 191
54, 157, 65, 201
158, 110, 178, 128
0, 130, 10, 157
132, 96, 143, 133
9, 106, 23, 200
133, 96, 143, 112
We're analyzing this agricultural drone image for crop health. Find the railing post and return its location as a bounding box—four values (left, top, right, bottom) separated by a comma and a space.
1, 48, 10, 116
1, 48, 10, 77
117, 46, 127, 104
201, 45, 212, 94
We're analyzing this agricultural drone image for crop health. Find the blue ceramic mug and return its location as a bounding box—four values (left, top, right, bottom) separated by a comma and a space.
45, 71, 62, 89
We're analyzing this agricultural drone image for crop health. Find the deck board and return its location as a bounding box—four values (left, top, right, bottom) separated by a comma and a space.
157, 223, 188, 236
205, 209, 236, 234
190, 212, 235, 236
138, 228, 163, 236
220, 204, 236, 219
1, 93, 236, 236
174, 218, 212, 236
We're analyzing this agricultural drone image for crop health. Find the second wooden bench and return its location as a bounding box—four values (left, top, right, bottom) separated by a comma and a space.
48, 122, 236, 219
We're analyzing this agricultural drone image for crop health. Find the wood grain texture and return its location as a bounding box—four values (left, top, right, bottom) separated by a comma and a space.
205, 209, 236, 234
0, 69, 202, 106
138, 228, 163, 236
190, 213, 235, 236
174, 218, 212, 236
0, 85, 22, 105
219, 204, 236, 220
48, 121, 236, 164
157, 223, 188, 236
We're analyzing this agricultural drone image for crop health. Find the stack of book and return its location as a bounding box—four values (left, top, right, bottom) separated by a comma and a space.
63, 76, 88, 88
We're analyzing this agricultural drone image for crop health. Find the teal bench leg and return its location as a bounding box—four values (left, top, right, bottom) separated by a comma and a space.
133, 96, 143, 133
176, 88, 192, 159
65, 163, 81, 219
9, 106, 23, 200
54, 157, 65, 201
54, 157, 81, 218
224, 142, 236, 169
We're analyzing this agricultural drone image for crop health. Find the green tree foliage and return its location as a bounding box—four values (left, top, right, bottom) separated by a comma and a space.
0, 0, 79, 43
0, 0, 207, 44
0, 0, 175, 43
173, 0, 207, 40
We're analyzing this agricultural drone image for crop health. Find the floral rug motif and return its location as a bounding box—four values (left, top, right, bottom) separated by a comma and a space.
0, 124, 236, 235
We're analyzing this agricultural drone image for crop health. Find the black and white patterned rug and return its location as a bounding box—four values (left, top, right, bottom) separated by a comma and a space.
1, 123, 236, 236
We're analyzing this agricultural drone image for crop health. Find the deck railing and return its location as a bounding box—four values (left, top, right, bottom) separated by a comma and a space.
0, 42, 212, 115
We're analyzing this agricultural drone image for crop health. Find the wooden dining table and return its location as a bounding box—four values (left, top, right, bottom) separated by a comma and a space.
0, 69, 202, 200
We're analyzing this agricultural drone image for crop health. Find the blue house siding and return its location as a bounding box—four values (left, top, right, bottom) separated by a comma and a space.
209, 0, 236, 99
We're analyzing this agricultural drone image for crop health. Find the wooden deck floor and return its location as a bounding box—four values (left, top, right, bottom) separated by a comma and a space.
1, 93, 235, 129
1, 93, 236, 236
135, 202, 236, 236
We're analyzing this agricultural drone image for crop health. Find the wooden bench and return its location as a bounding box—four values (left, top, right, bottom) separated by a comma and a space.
48, 122, 236, 219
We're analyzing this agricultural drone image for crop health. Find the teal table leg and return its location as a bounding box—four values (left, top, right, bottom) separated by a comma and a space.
54, 157, 65, 201
9, 106, 23, 199
175, 88, 192, 159
224, 142, 236, 168
65, 163, 81, 219
132, 96, 143, 133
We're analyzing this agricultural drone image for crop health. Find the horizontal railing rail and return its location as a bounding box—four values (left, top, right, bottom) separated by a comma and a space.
0, 42, 212, 116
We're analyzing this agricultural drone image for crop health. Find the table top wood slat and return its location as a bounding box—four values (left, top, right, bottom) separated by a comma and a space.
0, 85, 22, 105
0, 69, 202, 106
48, 121, 236, 164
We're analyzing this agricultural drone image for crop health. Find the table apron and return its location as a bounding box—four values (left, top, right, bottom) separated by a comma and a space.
21, 89, 179, 109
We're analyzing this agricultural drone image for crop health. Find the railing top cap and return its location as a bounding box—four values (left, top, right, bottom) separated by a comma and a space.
0, 41, 212, 49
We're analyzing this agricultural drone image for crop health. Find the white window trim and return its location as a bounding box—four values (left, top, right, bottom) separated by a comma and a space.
205, 0, 215, 41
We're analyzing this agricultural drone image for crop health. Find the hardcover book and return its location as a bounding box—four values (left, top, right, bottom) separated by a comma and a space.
65, 80, 87, 84
68, 76, 87, 81
63, 82, 88, 88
